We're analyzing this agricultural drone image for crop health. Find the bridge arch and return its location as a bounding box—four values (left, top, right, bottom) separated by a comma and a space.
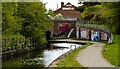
74, 26, 113, 43
50, 19, 113, 43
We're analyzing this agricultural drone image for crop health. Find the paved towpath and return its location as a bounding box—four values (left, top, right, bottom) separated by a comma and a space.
76, 42, 115, 67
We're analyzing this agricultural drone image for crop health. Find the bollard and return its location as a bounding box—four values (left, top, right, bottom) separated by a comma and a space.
70, 45, 76, 51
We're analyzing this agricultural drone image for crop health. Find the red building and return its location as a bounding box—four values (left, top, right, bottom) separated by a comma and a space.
50, 2, 81, 37
49, 2, 109, 42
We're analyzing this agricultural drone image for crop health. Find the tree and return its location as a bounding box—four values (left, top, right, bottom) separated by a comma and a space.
78, 2, 120, 34
75, 2, 101, 12
2, 2, 22, 35
17, 2, 51, 38
2, 2, 52, 50
100, 2, 120, 34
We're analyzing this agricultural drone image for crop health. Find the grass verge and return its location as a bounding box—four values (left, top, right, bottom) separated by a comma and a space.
56, 43, 90, 67
102, 35, 119, 66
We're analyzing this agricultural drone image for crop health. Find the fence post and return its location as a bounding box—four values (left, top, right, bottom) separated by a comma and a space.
25, 38, 26, 48
7, 38, 10, 51
16, 38, 18, 50
30, 37, 32, 47
21, 37, 25, 49
2, 38, 5, 52
28, 38, 30, 47
23, 38, 25, 49
22, 38, 23, 49
20, 37, 22, 49
33, 37, 35, 47
12, 37, 14, 50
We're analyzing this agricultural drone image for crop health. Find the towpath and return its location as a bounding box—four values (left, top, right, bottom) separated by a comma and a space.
76, 42, 115, 67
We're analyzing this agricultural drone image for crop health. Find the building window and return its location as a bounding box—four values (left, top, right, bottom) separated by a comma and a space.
62, 7, 74, 10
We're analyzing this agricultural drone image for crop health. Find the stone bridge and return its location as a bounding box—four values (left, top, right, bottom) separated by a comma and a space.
47, 19, 113, 43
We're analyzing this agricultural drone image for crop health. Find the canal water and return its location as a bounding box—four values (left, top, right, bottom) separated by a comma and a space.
2, 43, 83, 68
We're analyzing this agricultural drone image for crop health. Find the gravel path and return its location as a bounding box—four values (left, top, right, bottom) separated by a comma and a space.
76, 42, 115, 67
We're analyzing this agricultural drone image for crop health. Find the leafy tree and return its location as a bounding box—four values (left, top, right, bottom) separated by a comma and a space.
2, 2, 52, 50
75, 2, 101, 12
78, 2, 120, 34
2, 2, 22, 35
100, 2, 120, 34
17, 2, 51, 38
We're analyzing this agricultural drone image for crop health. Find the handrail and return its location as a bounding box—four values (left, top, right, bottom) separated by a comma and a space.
67, 28, 74, 38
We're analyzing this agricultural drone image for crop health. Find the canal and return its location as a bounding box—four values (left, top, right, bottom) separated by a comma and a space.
2, 43, 83, 68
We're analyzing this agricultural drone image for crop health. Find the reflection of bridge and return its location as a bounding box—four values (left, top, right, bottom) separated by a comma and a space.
49, 19, 113, 43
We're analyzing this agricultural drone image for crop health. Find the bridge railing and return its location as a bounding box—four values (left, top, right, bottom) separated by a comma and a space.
76, 21, 111, 33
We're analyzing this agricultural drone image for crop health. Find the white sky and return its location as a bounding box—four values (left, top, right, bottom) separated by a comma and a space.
42, 0, 80, 10
41, 0, 120, 10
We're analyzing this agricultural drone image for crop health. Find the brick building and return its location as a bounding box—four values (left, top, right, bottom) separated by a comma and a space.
50, 2, 80, 37
49, 2, 109, 42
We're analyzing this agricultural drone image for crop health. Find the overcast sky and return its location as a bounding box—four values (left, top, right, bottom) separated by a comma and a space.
41, 0, 120, 10
42, 0, 80, 10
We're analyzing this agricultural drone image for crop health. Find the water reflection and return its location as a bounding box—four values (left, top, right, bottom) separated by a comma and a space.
2, 50, 44, 68
2, 43, 82, 68
43, 43, 82, 67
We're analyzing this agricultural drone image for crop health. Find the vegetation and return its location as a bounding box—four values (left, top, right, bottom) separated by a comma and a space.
56, 44, 90, 67
2, 2, 52, 51
102, 35, 119, 66
76, 2, 101, 12
80, 23, 108, 30
76, 2, 120, 35
76, 2, 120, 67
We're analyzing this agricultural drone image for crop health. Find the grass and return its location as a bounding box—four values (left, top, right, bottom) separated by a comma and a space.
102, 35, 119, 66
56, 43, 90, 68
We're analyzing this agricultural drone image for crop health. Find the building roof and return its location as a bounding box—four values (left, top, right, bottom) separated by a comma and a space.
54, 2, 76, 12
53, 2, 80, 19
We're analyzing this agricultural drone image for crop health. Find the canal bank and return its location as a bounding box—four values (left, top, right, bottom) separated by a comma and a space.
49, 39, 117, 68
49, 43, 89, 67
2, 39, 115, 68
45, 43, 84, 67
2, 39, 87, 68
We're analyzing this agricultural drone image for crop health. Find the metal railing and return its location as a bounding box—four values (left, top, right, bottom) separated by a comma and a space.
2, 37, 38, 52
